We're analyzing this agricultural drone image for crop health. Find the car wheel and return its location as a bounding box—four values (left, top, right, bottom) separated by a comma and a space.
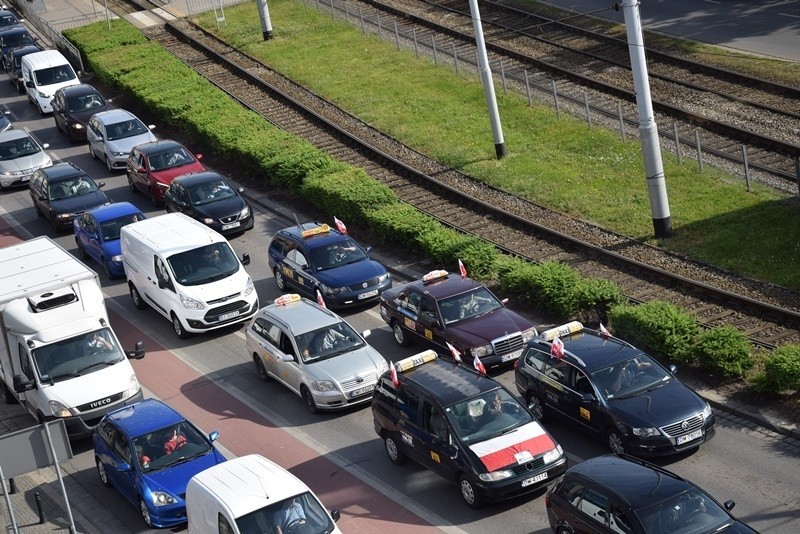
527, 393, 546, 421
106, 154, 114, 172
607, 428, 627, 455
139, 499, 152, 528
75, 239, 88, 260
127, 175, 137, 193
129, 284, 147, 310
89, 143, 97, 160
96, 458, 111, 488
54, 118, 62, 133
459, 475, 485, 509
392, 321, 411, 347
384, 435, 406, 465
171, 313, 191, 340
253, 355, 269, 381
274, 267, 287, 291
301, 385, 318, 414
33, 202, 42, 217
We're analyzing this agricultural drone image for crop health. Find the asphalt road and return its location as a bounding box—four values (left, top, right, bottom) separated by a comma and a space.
1, 69, 799, 532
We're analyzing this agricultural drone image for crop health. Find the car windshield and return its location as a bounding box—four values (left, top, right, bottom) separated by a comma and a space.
309, 238, 368, 271
637, 488, 734, 533
67, 93, 105, 113
296, 321, 364, 363
235, 491, 335, 534
31, 328, 124, 383
437, 286, 502, 325
188, 179, 235, 205
148, 146, 194, 171
106, 119, 148, 141
49, 175, 98, 201
0, 137, 39, 160
167, 243, 240, 286
100, 213, 143, 242
2, 33, 31, 49
446, 388, 533, 445
591, 354, 670, 400
132, 421, 212, 473
33, 63, 76, 86
0, 15, 19, 28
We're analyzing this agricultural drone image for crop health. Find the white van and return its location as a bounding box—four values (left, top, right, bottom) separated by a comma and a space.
121, 212, 258, 339
21, 50, 80, 114
186, 454, 342, 534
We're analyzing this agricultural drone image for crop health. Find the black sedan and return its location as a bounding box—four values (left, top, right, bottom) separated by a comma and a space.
0, 27, 34, 68
29, 162, 110, 231
5, 44, 41, 93
163, 171, 254, 235
53, 84, 109, 142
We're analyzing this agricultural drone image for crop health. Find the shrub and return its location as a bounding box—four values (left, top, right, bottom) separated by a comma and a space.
528, 262, 581, 320
573, 277, 625, 325
609, 301, 699, 364
755, 345, 800, 393
694, 326, 753, 378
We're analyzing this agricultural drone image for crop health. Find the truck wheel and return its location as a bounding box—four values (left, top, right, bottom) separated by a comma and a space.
392, 321, 411, 347
1, 381, 17, 404
384, 435, 406, 465
129, 284, 146, 310
171, 313, 191, 340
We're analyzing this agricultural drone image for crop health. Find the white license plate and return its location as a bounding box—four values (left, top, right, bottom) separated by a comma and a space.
676, 429, 703, 445
21, 176, 30, 182
501, 348, 523, 363
218, 310, 240, 321
521, 472, 548, 487
358, 289, 379, 300
221, 221, 241, 231
350, 384, 375, 397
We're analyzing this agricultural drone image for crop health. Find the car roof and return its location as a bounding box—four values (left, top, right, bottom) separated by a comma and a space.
133, 139, 184, 154
173, 171, 226, 187
529, 322, 642, 373
10, 44, 40, 57
0, 26, 28, 36
276, 222, 349, 250
91, 108, 136, 124
121, 212, 226, 254
399, 356, 500, 406
86, 201, 143, 222
566, 455, 692, 509
40, 162, 85, 181
105, 398, 185, 438
0, 129, 32, 142
56, 83, 100, 98
397, 271, 484, 300
258, 296, 341, 335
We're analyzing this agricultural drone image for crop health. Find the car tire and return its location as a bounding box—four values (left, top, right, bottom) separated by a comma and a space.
253, 355, 269, 381
384, 435, 406, 465
607, 428, 627, 455
171, 313, 191, 340
127, 175, 136, 193
459, 475, 485, 509
526, 393, 546, 422
130, 284, 147, 310
75, 239, 88, 260
54, 118, 62, 133
96, 458, 111, 488
106, 154, 114, 173
301, 385, 318, 414
392, 321, 411, 347
139, 499, 152, 528
89, 143, 97, 160
274, 267, 286, 291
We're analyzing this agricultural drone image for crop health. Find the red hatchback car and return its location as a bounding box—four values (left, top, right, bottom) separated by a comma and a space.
126, 139, 205, 206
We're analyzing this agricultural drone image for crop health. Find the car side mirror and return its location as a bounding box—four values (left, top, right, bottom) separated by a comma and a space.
126, 341, 145, 360
114, 462, 131, 473
501, 297, 509, 305
13, 374, 35, 393
208, 430, 220, 443
668, 364, 678, 374
147, 124, 156, 131
280, 353, 295, 363
42, 143, 49, 149
25, 80, 32, 88
237, 187, 244, 194
241, 253, 250, 266
724, 500, 735, 511
419, 316, 440, 329
88, 232, 98, 241
365, 245, 373, 253
362, 329, 371, 339
97, 181, 106, 188
196, 153, 203, 160
137, 167, 145, 173
331, 510, 340, 522
581, 392, 597, 403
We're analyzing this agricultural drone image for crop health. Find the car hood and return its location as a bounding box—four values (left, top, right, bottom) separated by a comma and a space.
69, 109, 106, 127
178, 267, 250, 298
51, 191, 110, 213
149, 161, 205, 185
315, 259, 386, 288
468, 421, 557, 472
40, 359, 135, 407
306, 345, 384, 384
194, 196, 246, 219
107, 132, 157, 154
142, 449, 225, 498
445, 308, 532, 347
0, 152, 49, 173
608, 378, 707, 427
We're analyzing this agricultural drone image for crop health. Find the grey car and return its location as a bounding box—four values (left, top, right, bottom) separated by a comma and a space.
246, 294, 388, 413
0, 129, 51, 190
87, 108, 156, 172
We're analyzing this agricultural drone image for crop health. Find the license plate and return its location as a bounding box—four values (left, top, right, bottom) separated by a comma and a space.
521, 472, 548, 487
218, 310, 240, 321
358, 289, 379, 300
501, 348, 523, 363
350, 384, 375, 398
221, 221, 241, 231
21, 176, 30, 182
676, 429, 703, 445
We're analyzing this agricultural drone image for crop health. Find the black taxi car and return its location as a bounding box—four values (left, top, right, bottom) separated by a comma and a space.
372, 350, 566, 508
546, 454, 757, 533
379, 270, 537, 368
514, 321, 715, 457
267, 222, 391, 308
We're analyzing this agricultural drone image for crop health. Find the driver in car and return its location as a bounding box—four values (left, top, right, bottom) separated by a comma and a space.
610, 358, 653, 394
86, 331, 114, 353
274, 496, 306, 534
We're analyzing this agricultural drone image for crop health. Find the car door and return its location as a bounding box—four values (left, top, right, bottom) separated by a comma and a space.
108, 427, 139, 506
87, 117, 104, 158
29, 170, 44, 214
531, 350, 572, 418
392, 386, 427, 464
251, 317, 283, 379
53, 91, 67, 132
417, 400, 460, 480
127, 148, 148, 194
563, 367, 606, 438
272, 329, 304, 396
282, 246, 315, 296
394, 289, 429, 345
145, 256, 178, 321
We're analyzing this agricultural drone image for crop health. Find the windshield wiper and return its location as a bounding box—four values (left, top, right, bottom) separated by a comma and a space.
75, 360, 118, 375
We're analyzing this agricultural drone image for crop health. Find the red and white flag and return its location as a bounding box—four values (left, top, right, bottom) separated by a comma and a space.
599, 323, 610, 338
334, 216, 348, 235
473, 354, 486, 375
458, 259, 468, 278
446, 341, 462, 363
316, 289, 326, 308
389, 361, 399, 388
551, 336, 565, 360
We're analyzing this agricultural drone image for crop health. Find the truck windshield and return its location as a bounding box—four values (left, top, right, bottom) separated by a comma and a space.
167, 243, 240, 286
32, 328, 124, 383
236, 491, 335, 534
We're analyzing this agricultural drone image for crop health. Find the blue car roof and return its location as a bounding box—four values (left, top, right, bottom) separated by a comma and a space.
106, 399, 185, 438
86, 201, 144, 222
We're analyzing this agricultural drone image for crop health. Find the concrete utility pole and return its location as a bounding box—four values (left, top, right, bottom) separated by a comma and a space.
256, 0, 274, 41
468, 0, 505, 159
621, 0, 672, 238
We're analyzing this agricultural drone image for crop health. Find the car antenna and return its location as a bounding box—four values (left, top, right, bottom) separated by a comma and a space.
293, 213, 302, 231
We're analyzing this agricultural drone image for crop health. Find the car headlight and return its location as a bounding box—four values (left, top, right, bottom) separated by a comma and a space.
126, 374, 141, 399
56, 213, 74, 219
151, 492, 176, 506
471, 344, 493, 358
632, 427, 661, 437
239, 206, 250, 218
244, 277, 254, 296
319, 283, 347, 296
479, 470, 514, 482
48, 400, 75, 417
112, 254, 123, 263
313, 380, 336, 392
71, 123, 84, 130
543, 445, 564, 464
521, 326, 538, 343
112, 151, 128, 157
180, 295, 204, 310
378, 359, 389, 374
378, 272, 390, 283
37, 90, 50, 99
202, 217, 214, 224
702, 403, 713, 419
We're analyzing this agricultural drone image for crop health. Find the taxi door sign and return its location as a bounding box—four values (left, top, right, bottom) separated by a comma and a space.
580, 407, 591, 421
430, 451, 441, 463
404, 317, 416, 329
281, 265, 294, 279
424, 329, 433, 340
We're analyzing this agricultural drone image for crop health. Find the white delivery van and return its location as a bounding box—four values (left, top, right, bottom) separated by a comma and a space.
186, 454, 342, 534
21, 50, 80, 114
121, 212, 259, 339
0, 237, 145, 439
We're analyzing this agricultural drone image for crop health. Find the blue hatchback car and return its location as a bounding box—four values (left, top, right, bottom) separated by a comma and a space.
74, 202, 145, 279
93, 399, 226, 529
267, 221, 391, 308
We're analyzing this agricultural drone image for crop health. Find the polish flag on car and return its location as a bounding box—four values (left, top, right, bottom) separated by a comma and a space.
599, 323, 610, 338
316, 289, 326, 308
389, 361, 399, 388
551, 337, 565, 360
473, 354, 486, 375
458, 259, 468, 278
446, 342, 462, 363
334, 216, 348, 235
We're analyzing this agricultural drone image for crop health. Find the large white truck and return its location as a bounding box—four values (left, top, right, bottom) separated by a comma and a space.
0, 236, 145, 439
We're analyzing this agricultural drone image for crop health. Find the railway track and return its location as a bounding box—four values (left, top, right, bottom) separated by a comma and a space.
125, 16, 800, 351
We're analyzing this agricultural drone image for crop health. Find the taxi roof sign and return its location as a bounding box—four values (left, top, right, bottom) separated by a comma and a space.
274, 294, 302, 306
540, 320, 583, 341
395, 349, 438, 373
300, 223, 331, 238
422, 270, 449, 283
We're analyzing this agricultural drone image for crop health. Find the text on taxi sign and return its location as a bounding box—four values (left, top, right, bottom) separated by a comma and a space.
300, 224, 331, 238
274, 293, 302, 306
395, 349, 438, 372
422, 270, 449, 283
540, 320, 583, 341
